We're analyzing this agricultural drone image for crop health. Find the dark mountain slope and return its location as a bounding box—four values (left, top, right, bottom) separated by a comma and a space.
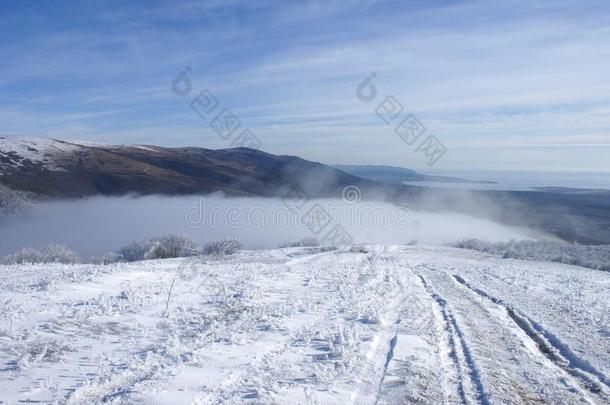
0, 138, 379, 199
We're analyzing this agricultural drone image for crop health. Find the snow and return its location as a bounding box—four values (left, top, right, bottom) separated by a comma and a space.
67, 140, 114, 148
133, 145, 163, 152
0, 245, 608, 404
0, 136, 79, 173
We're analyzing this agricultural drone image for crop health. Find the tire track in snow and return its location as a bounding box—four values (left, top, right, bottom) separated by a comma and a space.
413, 269, 487, 405
350, 252, 411, 404
350, 250, 448, 404
452, 274, 610, 403
416, 265, 594, 404
373, 286, 406, 403
373, 259, 465, 405
379, 333, 398, 387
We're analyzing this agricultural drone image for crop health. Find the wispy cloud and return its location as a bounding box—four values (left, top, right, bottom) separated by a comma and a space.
1, 0, 609, 171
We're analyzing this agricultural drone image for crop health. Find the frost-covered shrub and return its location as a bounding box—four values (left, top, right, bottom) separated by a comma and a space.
0, 184, 31, 217
91, 252, 122, 264
349, 245, 369, 253
279, 237, 320, 248
149, 234, 201, 259
202, 238, 242, 256
118, 240, 151, 262
118, 234, 201, 262
2, 243, 80, 264
454, 239, 610, 271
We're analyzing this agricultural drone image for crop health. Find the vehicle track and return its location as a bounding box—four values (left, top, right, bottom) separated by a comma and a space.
415, 265, 595, 404
413, 269, 487, 405
375, 259, 464, 405
452, 273, 610, 403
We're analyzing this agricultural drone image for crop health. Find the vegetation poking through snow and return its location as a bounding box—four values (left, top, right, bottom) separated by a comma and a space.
454, 239, 610, 271
118, 235, 201, 262
2, 243, 80, 264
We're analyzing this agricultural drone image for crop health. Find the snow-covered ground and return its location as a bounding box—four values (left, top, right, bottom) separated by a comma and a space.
0, 137, 78, 173
0, 245, 608, 404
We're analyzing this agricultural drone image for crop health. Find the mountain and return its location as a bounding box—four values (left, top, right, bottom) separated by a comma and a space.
0, 137, 379, 200
334, 164, 496, 184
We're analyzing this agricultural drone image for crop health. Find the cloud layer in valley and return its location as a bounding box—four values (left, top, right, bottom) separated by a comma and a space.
0, 194, 541, 258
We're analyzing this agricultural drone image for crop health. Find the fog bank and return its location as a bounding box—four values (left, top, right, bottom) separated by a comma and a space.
0, 194, 542, 258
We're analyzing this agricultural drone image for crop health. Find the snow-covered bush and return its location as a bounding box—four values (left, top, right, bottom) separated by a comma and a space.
118, 234, 201, 262
2, 243, 80, 264
150, 234, 201, 259
91, 252, 122, 264
118, 239, 151, 262
454, 239, 610, 271
202, 238, 242, 256
279, 237, 320, 248
0, 184, 31, 217
349, 245, 369, 253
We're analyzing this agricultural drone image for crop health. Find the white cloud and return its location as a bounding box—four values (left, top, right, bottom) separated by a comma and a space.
1, 0, 610, 171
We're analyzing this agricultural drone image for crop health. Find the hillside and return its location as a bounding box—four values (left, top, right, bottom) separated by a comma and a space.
0, 137, 376, 199
0, 245, 608, 403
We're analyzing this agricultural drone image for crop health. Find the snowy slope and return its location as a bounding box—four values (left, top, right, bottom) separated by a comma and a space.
0, 137, 79, 173
0, 246, 608, 404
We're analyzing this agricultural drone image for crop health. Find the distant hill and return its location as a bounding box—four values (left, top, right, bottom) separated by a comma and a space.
334, 164, 496, 184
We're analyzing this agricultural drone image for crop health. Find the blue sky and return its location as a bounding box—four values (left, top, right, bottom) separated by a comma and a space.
1, 0, 610, 172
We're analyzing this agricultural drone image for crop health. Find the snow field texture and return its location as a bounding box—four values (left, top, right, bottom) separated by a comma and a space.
0, 245, 608, 404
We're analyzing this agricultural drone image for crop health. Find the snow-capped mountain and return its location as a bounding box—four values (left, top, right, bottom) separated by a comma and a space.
0, 137, 80, 172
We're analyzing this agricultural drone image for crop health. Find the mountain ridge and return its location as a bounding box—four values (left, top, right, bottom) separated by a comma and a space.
0, 136, 378, 199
